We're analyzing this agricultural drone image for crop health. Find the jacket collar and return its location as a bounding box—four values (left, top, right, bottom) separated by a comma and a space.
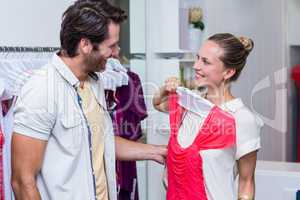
52, 54, 106, 109
221, 98, 244, 113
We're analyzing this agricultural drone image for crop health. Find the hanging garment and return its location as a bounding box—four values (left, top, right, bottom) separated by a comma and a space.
106, 58, 127, 73
0, 55, 54, 200
1, 100, 12, 117
166, 93, 236, 200
114, 71, 147, 140
291, 65, 300, 162
0, 51, 51, 95
0, 99, 5, 200
101, 58, 129, 92
1, 99, 15, 200
0, 80, 14, 200
112, 71, 147, 200
106, 58, 129, 86
0, 124, 4, 200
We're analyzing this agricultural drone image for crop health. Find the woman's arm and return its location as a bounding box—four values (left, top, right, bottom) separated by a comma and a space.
152, 86, 169, 113
237, 151, 258, 200
152, 77, 181, 113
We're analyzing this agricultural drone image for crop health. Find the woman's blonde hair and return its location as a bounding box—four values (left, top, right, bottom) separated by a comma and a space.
208, 33, 254, 81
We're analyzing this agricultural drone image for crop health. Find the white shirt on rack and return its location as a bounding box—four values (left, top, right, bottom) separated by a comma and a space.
101, 58, 129, 91
0, 78, 14, 200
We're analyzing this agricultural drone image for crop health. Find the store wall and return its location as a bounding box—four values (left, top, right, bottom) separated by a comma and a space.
205, 0, 288, 161
115, 0, 130, 59
0, 0, 74, 47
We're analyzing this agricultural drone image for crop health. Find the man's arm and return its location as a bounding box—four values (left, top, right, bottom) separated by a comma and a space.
115, 136, 167, 164
237, 151, 258, 200
11, 133, 47, 200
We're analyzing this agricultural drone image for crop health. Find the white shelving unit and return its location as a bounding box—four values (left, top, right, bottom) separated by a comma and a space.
287, 0, 300, 46
129, 1, 147, 200
150, 0, 207, 53
129, 0, 146, 54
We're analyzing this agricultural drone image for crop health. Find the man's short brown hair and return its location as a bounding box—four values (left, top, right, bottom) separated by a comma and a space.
60, 0, 127, 57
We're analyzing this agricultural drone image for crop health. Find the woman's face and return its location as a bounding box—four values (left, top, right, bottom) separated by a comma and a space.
193, 40, 229, 89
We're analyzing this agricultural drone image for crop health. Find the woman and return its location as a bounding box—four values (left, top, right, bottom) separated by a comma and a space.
153, 33, 263, 200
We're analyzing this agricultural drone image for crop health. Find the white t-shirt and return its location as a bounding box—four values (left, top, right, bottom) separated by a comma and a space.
177, 98, 263, 200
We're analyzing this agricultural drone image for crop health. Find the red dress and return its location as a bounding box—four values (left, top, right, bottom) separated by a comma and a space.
166, 94, 236, 200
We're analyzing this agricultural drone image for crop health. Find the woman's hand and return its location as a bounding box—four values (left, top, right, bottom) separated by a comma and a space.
153, 77, 181, 113
164, 77, 181, 93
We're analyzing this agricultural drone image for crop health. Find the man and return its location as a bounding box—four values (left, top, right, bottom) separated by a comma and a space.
11, 1, 166, 200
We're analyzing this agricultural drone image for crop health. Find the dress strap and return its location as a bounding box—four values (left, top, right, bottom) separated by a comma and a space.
168, 93, 184, 136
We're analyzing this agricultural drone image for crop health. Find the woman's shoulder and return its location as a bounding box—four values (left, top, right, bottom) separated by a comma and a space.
223, 98, 264, 128
225, 99, 263, 159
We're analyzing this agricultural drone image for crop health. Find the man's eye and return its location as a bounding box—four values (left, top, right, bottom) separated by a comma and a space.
110, 44, 119, 49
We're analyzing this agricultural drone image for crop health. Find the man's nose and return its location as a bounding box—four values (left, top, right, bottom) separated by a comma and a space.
111, 46, 120, 59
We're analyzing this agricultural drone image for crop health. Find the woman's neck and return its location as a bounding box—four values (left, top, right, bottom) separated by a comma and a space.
206, 83, 235, 106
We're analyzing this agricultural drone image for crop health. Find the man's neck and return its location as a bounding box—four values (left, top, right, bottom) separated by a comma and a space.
59, 54, 89, 82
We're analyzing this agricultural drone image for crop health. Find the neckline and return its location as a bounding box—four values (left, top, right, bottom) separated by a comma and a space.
220, 98, 243, 113
174, 106, 218, 151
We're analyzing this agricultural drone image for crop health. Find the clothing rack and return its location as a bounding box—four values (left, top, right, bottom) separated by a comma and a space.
0, 46, 60, 52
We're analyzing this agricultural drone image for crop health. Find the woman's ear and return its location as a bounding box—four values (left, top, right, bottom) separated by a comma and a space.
223, 68, 236, 81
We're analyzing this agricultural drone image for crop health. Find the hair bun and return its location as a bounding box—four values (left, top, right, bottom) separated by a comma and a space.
238, 36, 254, 53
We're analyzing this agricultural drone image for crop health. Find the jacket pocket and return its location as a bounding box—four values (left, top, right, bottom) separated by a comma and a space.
58, 114, 83, 149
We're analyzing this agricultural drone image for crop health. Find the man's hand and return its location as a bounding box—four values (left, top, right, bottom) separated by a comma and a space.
115, 136, 167, 164
148, 145, 167, 164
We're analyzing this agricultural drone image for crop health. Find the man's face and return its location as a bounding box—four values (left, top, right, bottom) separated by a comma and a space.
85, 22, 120, 72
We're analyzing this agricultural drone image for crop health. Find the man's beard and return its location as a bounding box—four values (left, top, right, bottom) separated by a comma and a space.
85, 53, 107, 72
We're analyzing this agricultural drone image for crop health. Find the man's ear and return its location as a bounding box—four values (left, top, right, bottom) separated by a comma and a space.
223, 68, 236, 81
78, 38, 93, 55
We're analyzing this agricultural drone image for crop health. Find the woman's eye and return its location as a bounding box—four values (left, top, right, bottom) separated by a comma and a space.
202, 59, 209, 65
